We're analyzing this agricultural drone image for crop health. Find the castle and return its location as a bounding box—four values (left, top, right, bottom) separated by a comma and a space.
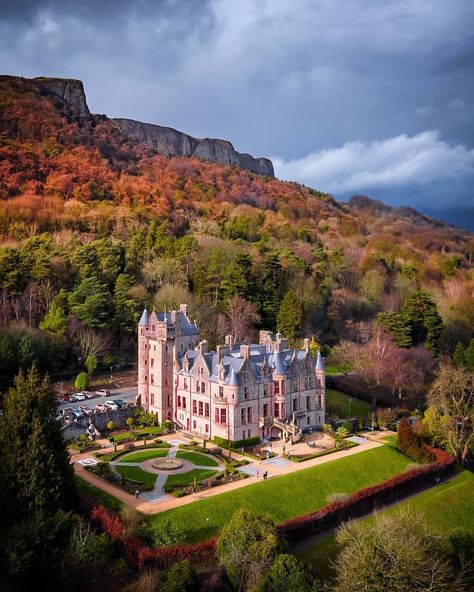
137, 305, 325, 443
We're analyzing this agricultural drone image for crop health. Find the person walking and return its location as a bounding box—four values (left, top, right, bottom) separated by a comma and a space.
135, 489, 139, 500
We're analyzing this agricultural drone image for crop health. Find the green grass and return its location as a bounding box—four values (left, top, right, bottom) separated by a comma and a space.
324, 366, 341, 376
148, 446, 410, 543
176, 450, 218, 467
115, 465, 158, 487
295, 468, 474, 583
76, 476, 123, 511
325, 388, 370, 419
165, 469, 218, 488
118, 448, 170, 463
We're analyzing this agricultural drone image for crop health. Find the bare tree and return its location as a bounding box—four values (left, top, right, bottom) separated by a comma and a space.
76, 328, 110, 361
226, 296, 261, 343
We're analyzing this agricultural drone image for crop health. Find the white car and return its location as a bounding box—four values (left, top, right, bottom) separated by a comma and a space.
71, 392, 86, 401
104, 400, 118, 410
95, 389, 110, 397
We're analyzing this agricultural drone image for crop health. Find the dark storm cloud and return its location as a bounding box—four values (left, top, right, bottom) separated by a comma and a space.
1, 0, 473, 227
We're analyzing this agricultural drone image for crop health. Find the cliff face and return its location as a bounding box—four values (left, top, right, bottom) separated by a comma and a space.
2, 75, 273, 176
112, 118, 274, 176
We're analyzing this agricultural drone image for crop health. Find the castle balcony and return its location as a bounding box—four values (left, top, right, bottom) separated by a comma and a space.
213, 394, 228, 403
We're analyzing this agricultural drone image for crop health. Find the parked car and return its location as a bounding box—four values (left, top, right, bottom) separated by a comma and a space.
104, 400, 119, 410
95, 403, 107, 412
95, 389, 110, 397
71, 392, 86, 401
82, 391, 95, 399
78, 406, 93, 415
113, 399, 126, 409
70, 407, 85, 419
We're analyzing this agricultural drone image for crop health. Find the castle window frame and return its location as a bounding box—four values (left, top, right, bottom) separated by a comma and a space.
244, 386, 249, 399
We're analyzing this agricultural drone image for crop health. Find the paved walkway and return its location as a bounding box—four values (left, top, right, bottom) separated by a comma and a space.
71, 432, 384, 515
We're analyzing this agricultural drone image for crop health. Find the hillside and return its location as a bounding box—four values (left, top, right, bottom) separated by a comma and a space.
0, 74, 473, 388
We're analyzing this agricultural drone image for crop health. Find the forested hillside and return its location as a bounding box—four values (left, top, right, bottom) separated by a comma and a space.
0, 75, 473, 388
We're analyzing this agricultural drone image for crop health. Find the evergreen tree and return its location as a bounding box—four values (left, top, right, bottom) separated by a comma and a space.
277, 291, 303, 346
402, 290, 443, 354
452, 342, 466, 367
377, 311, 412, 348
466, 338, 474, 372
259, 253, 285, 330
255, 554, 320, 592
69, 276, 111, 328
221, 253, 254, 302
113, 273, 141, 333
39, 302, 68, 335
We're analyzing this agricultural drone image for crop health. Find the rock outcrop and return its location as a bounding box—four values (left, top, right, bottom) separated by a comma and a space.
112, 118, 274, 176
9, 75, 274, 176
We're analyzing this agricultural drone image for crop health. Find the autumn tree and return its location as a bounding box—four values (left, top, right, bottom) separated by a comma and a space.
425, 363, 473, 463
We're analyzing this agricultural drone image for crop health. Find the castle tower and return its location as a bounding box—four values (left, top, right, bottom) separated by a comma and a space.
138, 308, 150, 408
315, 350, 326, 421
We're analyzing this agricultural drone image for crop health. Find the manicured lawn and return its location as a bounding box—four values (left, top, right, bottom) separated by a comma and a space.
165, 468, 218, 488
176, 450, 218, 467
118, 448, 170, 463
148, 446, 410, 542
76, 476, 123, 511
115, 465, 158, 487
325, 388, 370, 419
295, 468, 474, 583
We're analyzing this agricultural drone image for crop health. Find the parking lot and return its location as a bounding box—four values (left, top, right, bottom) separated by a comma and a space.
57, 386, 138, 425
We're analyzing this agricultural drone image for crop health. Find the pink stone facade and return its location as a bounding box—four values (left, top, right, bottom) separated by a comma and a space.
138, 305, 325, 442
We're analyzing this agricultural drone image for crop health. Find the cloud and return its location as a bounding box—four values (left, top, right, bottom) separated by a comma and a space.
273, 130, 474, 209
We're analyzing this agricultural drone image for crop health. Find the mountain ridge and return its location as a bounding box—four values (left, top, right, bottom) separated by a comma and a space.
1, 74, 274, 176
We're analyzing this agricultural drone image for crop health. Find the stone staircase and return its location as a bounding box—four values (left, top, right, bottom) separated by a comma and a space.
271, 410, 304, 443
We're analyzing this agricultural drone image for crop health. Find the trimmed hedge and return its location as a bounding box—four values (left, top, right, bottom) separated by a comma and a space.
213, 435, 261, 449
277, 447, 455, 544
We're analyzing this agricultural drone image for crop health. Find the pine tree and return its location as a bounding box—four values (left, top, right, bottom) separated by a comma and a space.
221, 253, 254, 302
113, 273, 140, 333
402, 290, 443, 354
260, 253, 285, 330
452, 342, 466, 367
465, 338, 474, 372
277, 290, 303, 346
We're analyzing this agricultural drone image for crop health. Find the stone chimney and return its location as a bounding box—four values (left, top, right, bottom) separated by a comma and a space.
198, 340, 208, 353
179, 303, 188, 317
170, 310, 177, 323
303, 338, 310, 351
240, 344, 250, 359
217, 344, 229, 362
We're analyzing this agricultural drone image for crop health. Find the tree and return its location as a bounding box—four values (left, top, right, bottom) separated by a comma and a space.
254, 553, 320, 592
277, 290, 304, 346
217, 509, 283, 592
453, 342, 466, 367
377, 311, 412, 348
466, 338, 474, 372
113, 273, 141, 334
425, 363, 473, 463
159, 560, 198, 592
226, 295, 261, 342
69, 276, 111, 329
332, 509, 464, 592
327, 341, 353, 375
85, 354, 97, 378
403, 290, 443, 354
259, 253, 285, 330
150, 518, 185, 548
0, 366, 77, 586
74, 371, 89, 391
39, 302, 68, 335
75, 328, 110, 361
221, 253, 254, 302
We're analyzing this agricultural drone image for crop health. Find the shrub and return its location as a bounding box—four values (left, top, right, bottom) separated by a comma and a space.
397, 418, 434, 464
74, 371, 89, 390
213, 435, 261, 449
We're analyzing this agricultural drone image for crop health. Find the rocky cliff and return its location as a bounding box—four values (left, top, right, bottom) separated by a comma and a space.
13, 75, 274, 176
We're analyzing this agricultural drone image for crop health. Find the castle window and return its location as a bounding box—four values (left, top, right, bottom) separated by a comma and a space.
205, 403, 209, 418
145, 359, 147, 365
274, 382, 280, 395
152, 325, 155, 331
145, 376, 148, 382
318, 378, 322, 386
193, 420, 196, 430
182, 398, 186, 409
151, 394, 154, 405
247, 408, 252, 423
242, 372, 249, 380
192, 400, 197, 414
307, 417, 310, 425
241, 408, 246, 424
244, 386, 249, 399
199, 401, 203, 416
306, 396, 311, 410
274, 402, 279, 417
201, 381, 206, 394
263, 384, 268, 397
219, 386, 224, 397
151, 358, 154, 367
281, 381, 285, 395
196, 381, 200, 393
184, 379, 188, 389
140, 329, 143, 335
144, 344, 148, 349
221, 408, 227, 424
150, 375, 154, 384
293, 379, 298, 391
215, 408, 220, 422
177, 396, 181, 407
205, 424, 209, 433
293, 398, 297, 412
167, 395, 171, 406
154, 345, 156, 351
263, 403, 268, 417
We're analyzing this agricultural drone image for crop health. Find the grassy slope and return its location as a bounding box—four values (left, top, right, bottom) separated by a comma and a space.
296, 468, 474, 582
148, 446, 410, 542
325, 388, 371, 419
176, 450, 218, 467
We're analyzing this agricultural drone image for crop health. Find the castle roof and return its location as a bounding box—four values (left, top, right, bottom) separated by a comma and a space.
316, 351, 325, 371
225, 365, 239, 386
138, 308, 149, 326
271, 351, 286, 376
152, 310, 199, 335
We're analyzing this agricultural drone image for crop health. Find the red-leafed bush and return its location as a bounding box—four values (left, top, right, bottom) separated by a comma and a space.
90, 505, 125, 540
138, 539, 217, 571
277, 447, 455, 543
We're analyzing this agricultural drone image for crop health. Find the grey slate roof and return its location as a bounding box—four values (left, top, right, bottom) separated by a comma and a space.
225, 366, 239, 386
316, 351, 325, 371
138, 308, 149, 326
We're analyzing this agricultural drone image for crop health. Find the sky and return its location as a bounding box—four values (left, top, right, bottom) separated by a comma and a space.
1, 0, 473, 229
